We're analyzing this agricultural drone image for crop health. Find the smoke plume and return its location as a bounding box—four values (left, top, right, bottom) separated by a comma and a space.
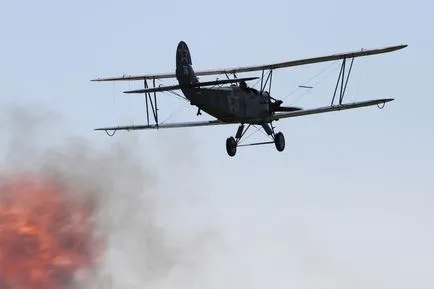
2, 104, 429, 289
0, 104, 221, 289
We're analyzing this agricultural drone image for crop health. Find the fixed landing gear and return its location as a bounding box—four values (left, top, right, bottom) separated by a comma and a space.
274, 131, 285, 152
226, 137, 237, 157
225, 123, 286, 157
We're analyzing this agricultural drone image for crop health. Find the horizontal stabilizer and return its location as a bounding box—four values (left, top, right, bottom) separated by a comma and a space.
123, 77, 258, 94
272, 106, 303, 112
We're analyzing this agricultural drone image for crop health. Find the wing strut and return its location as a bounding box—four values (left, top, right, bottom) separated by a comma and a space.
332, 57, 355, 105
259, 69, 273, 95
101, 77, 161, 136
143, 77, 159, 128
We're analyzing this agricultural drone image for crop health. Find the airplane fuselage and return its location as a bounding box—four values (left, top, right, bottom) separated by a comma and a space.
180, 85, 272, 123
175, 41, 277, 123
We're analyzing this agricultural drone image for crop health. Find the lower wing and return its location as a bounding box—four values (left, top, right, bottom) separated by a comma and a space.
94, 120, 234, 131
94, 98, 393, 132
270, 98, 393, 121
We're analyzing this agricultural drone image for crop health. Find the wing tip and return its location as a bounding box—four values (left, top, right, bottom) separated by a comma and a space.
391, 44, 408, 52
90, 76, 129, 82
123, 90, 142, 94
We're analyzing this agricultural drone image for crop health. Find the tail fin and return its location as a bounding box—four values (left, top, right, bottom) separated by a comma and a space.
176, 41, 198, 84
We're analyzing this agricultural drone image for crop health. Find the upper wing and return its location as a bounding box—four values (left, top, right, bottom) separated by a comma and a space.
94, 119, 234, 131
194, 45, 407, 75
91, 44, 407, 82
91, 72, 176, 82
270, 98, 394, 121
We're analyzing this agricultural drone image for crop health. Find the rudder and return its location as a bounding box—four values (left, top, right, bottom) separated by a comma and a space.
176, 41, 198, 84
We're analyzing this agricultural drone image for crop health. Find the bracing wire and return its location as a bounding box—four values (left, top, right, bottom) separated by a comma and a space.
283, 61, 339, 104
166, 90, 188, 101
252, 77, 262, 88
288, 63, 341, 106
159, 103, 188, 124
152, 78, 191, 124
239, 125, 268, 144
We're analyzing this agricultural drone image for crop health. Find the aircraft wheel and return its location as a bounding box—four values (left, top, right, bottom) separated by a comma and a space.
226, 137, 237, 157
274, 132, 285, 152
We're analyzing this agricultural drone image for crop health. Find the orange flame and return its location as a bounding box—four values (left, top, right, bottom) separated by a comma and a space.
0, 172, 103, 289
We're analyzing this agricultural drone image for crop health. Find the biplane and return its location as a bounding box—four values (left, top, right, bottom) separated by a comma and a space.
92, 41, 407, 157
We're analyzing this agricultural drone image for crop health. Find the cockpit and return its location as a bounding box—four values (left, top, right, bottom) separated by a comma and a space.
239, 80, 260, 95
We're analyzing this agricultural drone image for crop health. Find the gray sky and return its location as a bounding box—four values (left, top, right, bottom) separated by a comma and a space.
1, 0, 433, 288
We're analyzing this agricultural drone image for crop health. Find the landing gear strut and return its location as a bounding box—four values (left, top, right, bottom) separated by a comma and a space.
225, 123, 286, 157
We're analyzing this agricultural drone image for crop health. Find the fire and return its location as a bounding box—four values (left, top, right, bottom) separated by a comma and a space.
0, 171, 103, 289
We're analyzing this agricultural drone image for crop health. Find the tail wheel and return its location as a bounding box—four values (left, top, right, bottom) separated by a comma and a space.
274, 132, 285, 152
226, 137, 237, 157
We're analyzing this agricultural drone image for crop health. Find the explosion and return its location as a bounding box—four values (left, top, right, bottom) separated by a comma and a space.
0, 171, 103, 289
